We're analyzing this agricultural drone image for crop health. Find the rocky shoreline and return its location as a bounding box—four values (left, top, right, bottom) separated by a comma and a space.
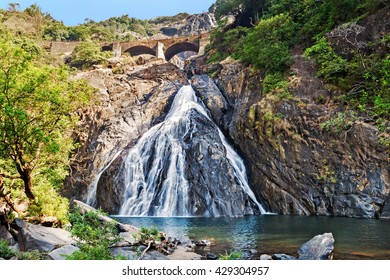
1, 200, 335, 260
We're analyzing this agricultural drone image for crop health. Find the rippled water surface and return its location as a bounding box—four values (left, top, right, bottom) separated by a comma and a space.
113, 215, 390, 259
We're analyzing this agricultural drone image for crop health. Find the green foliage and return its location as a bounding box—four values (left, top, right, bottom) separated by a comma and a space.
0, 240, 15, 260
0, 35, 93, 224
67, 25, 92, 41
262, 72, 289, 94
27, 182, 70, 226
43, 21, 69, 41
16, 250, 45, 260
133, 226, 163, 244
214, 0, 266, 25
218, 249, 244, 260
69, 41, 111, 69
304, 37, 348, 85
206, 26, 249, 63
66, 207, 122, 260
320, 111, 357, 133
306, 37, 389, 118
237, 14, 297, 72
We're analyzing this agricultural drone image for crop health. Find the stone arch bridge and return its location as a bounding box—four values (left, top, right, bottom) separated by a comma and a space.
50, 34, 209, 61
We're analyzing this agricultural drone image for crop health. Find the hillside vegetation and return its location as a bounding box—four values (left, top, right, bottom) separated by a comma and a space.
207, 0, 389, 120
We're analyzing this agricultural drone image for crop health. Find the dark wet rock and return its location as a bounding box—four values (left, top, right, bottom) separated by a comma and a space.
381, 196, 390, 219
332, 194, 377, 218
206, 252, 218, 260
272, 254, 296, 260
0, 225, 12, 241
297, 233, 335, 260
193, 240, 211, 247
191, 74, 229, 126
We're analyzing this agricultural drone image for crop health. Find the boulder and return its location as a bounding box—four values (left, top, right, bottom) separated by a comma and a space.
18, 223, 74, 252
271, 254, 296, 260
206, 252, 218, 260
111, 247, 138, 260
0, 225, 12, 241
111, 247, 169, 260
380, 196, 390, 219
117, 232, 137, 246
297, 233, 335, 260
260, 254, 272, 260
48, 245, 79, 260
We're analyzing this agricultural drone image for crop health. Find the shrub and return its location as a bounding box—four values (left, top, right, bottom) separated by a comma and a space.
69, 41, 111, 69
206, 26, 249, 63
16, 250, 45, 260
304, 37, 348, 85
237, 14, 297, 72
218, 249, 244, 260
0, 240, 15, 260
133, 226, 163, 244
66, 207, 122, 260
262, 72, 289, 94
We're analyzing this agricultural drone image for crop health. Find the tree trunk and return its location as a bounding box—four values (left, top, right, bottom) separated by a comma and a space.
21, 170, 35, 200
0, 176, 21, 215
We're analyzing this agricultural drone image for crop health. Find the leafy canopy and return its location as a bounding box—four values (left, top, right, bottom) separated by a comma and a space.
0, 35, 93, 224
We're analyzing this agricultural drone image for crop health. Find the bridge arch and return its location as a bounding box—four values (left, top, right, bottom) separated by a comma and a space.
124, 45, 156, 57
164, 42, 199, 61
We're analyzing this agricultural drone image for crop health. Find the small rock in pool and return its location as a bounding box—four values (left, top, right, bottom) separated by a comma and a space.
193, 240, 211, 246
206, 253, 218, 260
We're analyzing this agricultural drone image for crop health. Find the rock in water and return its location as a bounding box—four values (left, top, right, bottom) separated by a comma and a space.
297, 233, 335, 260
271, 254, 296, 260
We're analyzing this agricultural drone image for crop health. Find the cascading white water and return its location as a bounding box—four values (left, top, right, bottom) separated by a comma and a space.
115, 85, 267, 216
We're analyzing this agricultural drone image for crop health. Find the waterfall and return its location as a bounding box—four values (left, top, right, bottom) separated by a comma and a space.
111, 85, 267, 216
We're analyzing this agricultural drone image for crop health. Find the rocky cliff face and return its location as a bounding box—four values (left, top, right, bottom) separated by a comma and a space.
189, 55, 389, 219
158, 13, 217, 37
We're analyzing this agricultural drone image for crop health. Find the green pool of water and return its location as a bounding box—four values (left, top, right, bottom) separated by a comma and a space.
112, 215, 390, 259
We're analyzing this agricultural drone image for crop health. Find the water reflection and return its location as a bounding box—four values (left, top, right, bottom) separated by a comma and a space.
112, 215, 390, 259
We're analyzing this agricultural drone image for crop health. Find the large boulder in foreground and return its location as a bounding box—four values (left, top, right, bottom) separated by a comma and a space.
17, 221, 74, 252
48, 245, 79, 260
297, 233, 335, 260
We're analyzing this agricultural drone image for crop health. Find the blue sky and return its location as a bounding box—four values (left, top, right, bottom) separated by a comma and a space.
0, 0, 216, 26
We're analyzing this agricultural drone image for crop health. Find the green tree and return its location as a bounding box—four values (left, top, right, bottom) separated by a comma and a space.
69, 41, 111, 69
43, 21, 69, 41
237, 13, 297, 72
66, 207, 122, 260
0, 36, 93, 216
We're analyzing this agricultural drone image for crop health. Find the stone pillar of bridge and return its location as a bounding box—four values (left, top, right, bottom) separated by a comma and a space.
113, 42, 122, 58
198, 35, 210, 56
155, 42, 166, 60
